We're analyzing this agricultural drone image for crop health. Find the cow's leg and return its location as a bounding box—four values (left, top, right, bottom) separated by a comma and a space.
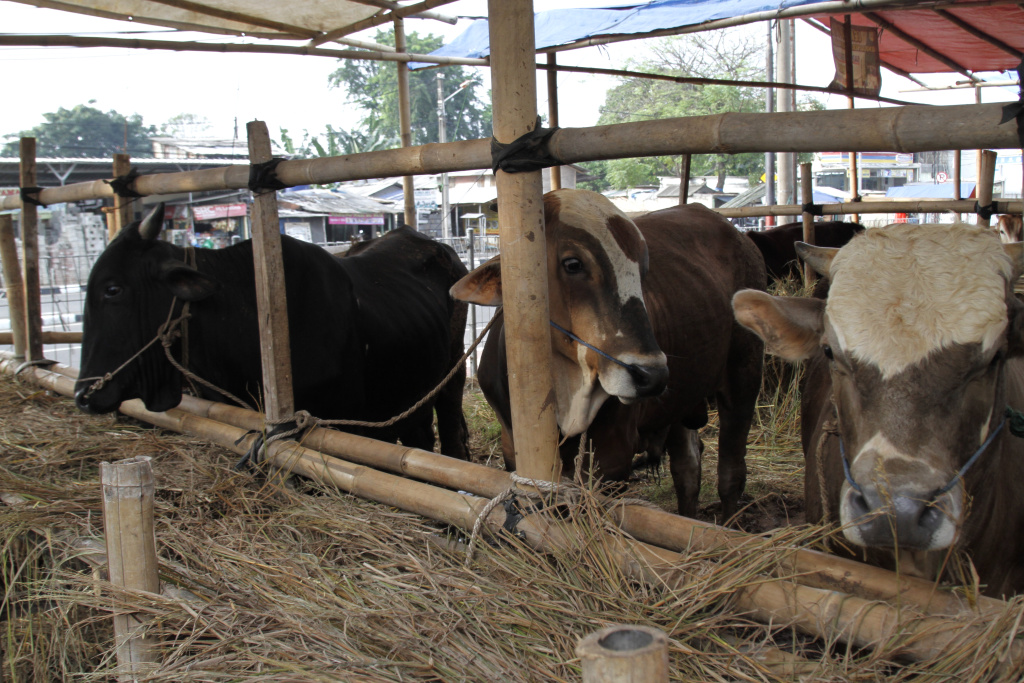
398, 409, 437, 452
667, 423, 703, 518
714, 325, 764, 524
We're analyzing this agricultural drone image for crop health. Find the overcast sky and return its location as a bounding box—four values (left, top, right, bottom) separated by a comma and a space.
0, 0, 1018, 152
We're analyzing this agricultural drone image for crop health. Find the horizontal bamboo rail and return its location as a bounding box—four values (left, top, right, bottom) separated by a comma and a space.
31, 358, 1006, 618
0, 331, 82, 345
6, 357, 1021, 674
717, 198, 1024, 219
1, 103, 1018, 211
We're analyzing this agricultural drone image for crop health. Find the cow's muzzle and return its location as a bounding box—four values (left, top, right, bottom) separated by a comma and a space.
627, 362, 669, 398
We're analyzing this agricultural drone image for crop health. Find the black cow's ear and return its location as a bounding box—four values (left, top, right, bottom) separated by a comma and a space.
159, 262, 219, 302
451, 255, 502, 306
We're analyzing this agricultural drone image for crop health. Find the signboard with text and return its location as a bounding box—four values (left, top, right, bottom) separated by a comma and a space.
193, 203, 248, 221
328, 215, 384, 225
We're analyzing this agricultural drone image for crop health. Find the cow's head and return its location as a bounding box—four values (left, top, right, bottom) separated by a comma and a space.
997, 214, 1023, 244
451, 189, 668, 436
74, 203, 219, 414
733, 222, 1024, 552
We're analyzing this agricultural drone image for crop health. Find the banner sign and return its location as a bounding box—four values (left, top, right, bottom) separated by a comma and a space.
328, 215, 385, 225
193, 203, 248, 221
829, 18, 882, 98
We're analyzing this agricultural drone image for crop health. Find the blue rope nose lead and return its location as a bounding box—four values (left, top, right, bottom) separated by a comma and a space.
548, 320, 639, 372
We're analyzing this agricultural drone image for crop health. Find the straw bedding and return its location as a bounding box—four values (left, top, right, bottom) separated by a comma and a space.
1, 369, 1022, 681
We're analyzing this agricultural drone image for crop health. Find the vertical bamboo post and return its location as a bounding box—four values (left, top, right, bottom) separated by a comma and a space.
395, 17, 417, 229
246, 121, 295, 421
678, 154, 691, 206
0, 215, 26, 359
546, 52, 562, 191
112, 153, 134, 237
19, 138, 43, 361
100, 456, 160, 681
577, 625, 670, 683
489, 0, 560, 483
977, 149, 997, 227
843, 17, 861, 224
800, 162, 816, 287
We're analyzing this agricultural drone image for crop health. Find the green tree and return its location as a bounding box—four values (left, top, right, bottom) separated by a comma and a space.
596, 29, 775, 190
158, 113, 212, 138
328, 29, 491, 145
3, 103, 154, 157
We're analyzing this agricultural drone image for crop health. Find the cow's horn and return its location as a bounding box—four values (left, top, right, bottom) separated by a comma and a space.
137, 203, 165, 241
1004, 241, 1024, 282
795, 243, 839, 277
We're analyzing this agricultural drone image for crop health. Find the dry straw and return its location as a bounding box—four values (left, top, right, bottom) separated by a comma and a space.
0, 364, 1023, 680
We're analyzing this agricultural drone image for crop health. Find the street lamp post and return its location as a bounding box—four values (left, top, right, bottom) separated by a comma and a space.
437, 73, 471, 240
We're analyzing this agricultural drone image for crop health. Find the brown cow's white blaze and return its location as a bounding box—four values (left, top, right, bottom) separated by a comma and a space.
734, 221, 1023, 557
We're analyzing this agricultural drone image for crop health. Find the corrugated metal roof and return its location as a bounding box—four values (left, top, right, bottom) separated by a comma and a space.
278, 188, 398, 215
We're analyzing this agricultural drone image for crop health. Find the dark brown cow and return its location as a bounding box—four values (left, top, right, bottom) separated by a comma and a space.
745, 222, 863, 284
997, 214, 1023, 244
734, 221, 1024, 597
453, 190, 765, 520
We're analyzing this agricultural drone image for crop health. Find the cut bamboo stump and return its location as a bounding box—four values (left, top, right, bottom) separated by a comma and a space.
577, 625, 670, 683
100, 456, 160, 681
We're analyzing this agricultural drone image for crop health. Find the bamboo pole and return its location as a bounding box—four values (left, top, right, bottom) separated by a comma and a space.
0, 331, 80, 345
977, 149, 998, 227
0, 104, 1019, 213
394, 17, 417, 229
19, 138, 44, 362
547, 52, 562, 191
679, 154, 691, 206
0, 215, 27, 359
842, 17, 861, 224
111, 153, 134, 240
100, 456, 160, 681
6, 357, 1022, 671
10, 357, 1011, 620
489, 0, 560, 484
800, 162, 816, 287
246, 121, 294, 421
578, 625, 670, 683
716, 198, 1023, 218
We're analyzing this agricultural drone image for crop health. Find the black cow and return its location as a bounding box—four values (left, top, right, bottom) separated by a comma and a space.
745, 222, 863, 284
74, 204, 470, 459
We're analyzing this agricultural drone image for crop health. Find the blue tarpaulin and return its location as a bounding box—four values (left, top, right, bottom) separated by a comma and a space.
885, 183, 976, 199
413, 0, 827, 68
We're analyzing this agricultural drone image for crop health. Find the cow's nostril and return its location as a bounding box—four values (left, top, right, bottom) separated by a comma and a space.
628, 363, 669, 396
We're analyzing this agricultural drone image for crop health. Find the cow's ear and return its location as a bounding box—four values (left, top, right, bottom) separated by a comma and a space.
450, 255, 502, 306
795, 243, 838, 277
159, 262, 219, 302
732, 289, 825, 361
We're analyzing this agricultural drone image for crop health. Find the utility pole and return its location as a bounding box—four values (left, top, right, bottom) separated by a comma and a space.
437, 72, 450, 240
765, 21, 776, 226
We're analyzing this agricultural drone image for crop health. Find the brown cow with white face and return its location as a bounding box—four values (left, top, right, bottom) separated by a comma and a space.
733, 221, 1024, 597
454, 189, 766, 520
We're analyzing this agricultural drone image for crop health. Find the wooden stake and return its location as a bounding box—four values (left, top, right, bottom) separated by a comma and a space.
578, 625, 670, 683
800, 162, 816, 287
246, 121, 295, 421
977, 149, 998, 227
0, 215, 27, 359
111, 153, 134, 240
19, 138, 44, 362
546, 52, 562, 191
489, 0, 560, 484
100, 456, 160, 681
394, 17, 417, 229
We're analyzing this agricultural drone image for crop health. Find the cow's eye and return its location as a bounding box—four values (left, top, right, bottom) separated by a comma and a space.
104, 284, 123, 299
562, 257, 583, 275
822, 344, 834, 360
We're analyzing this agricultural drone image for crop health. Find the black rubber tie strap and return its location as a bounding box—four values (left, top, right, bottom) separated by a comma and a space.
249, 158, 289, 195
19, 186, 45, 207
975, 201, 997, 221
802, 202, 824, 216
106, 168, 143, 198
998, 57, 1024, 150
491, 116, 563, 174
